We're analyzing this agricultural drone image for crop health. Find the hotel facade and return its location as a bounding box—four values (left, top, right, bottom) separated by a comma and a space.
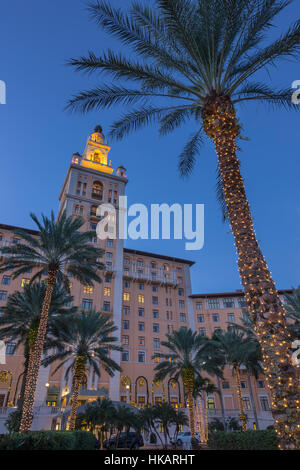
0, 127, 291, 432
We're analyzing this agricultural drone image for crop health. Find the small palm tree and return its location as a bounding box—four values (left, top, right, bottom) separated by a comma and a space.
193, 376, 218, 440
153, 328, 218, 438
42, 310, 122, 430
0, 281, 75, 415
0, 211, 104, 432
67, 1, 300, 448
76, 398, 115, 446
203, 326, 260, 431
152, 402, 179, 449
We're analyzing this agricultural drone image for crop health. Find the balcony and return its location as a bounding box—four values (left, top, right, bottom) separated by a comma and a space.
123, 265, 178, 286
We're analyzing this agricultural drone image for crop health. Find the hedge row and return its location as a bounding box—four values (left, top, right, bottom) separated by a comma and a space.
207, 430, 279, 450
0, 430, 96, 450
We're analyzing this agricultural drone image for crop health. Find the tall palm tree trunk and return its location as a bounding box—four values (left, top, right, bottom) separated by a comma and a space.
233, 365, 247, 431
247, 374, 259, 430
19, 269, 57, 432
18, 328, 38, 416
203, 95, 300, 449
69, 355, 86, 431
217, 376, 227, 431
182, 368, 195, 439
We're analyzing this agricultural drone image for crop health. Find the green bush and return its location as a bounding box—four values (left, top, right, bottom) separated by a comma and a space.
0, 430, 96, 450
207, 430, 279, 450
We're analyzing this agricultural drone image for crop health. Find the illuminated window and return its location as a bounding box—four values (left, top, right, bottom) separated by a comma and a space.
21, 279, 30, 287
163, 264, 169, 271
207, 397, 215, 409
155, 396, 163, 405
123, 292, 130, 301
138, 396, 146, 407
122, 335, 129, 345
92, 181, 103, 200
83, 286, 94, 294
154, 355, 160, 363
104, 287, 111, 297
138, 294, 144, 303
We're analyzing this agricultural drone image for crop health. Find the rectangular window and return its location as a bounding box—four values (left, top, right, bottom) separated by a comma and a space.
138, 308, 145, 317
106, 239, 113, 247
167, 325, 174, 334
180, 313, 186, 322
222, 381, 230, 389
166, 311, 173, 320
121, 351, 129, 362
227, 313, 235, 323
242, 397, 251, 410
105, 275, 111, 283
123, 306, 130, 316
138, 322, 145, 332
260, 396, 270, 411
153, 338, 160, 349
238, 299, 247, 308
138, 351, 145, 363
138, 396, 146, 407
207, 397, 215, 409
197, 314, 204, 323
6, 343, 16, 355
124, 258, 130, 265
1, 276, 10, 286
138, 283, 144, 290
83, 285, 94, 294
138, 336, 145, 346
153, 323, 159, 333
106, 252, 113, 259
152, 296, 158, 305
207, 298, 220, 309
212, 313, 219, 322
241, 381, 247, 389
152, 285, 158, 292
138, 295, 144, 303
122, 335, 129, 345
178, 288, 184, 296
123, 292, 130, 301
179, 300, 185, 309
199, 327, 206, 336
124, 280, 130, 288
104, 287, 111, 297
153, 310, 159, 319
223, 298, 235, 308
257, 380, 265, 389
123, 320, 129, 330
90, 223, 97, 231
103, 301, 110, 312
196, 302, 202, 310
82, 299, 93, 310
21, 279, 30, 287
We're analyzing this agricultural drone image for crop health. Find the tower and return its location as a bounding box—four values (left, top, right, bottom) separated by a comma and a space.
58, 126, 128, 401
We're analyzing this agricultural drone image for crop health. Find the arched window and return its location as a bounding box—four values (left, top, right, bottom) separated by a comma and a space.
93, 152, 101, 163
92, 181, 103, 200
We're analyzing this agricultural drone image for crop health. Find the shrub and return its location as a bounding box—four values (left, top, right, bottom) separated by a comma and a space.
0, 430, 96, 450
207, 430, 279, 450
5, 410, 21, 433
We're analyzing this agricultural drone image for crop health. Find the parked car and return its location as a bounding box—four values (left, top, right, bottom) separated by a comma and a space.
171, 431, 201, 446
103, 432, 144, 449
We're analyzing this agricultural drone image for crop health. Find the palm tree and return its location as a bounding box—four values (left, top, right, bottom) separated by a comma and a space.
193, 375, 218, 440
76, 398, 115, 446
0, 281, 75, 415
153, 327, 219, 438
152, 402, 181, 449
67, 0, 300, 448
203, 326, 261, 431
42, 309, 122, 430
0, 211, 104, 431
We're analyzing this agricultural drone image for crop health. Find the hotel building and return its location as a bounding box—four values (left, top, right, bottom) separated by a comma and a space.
0, 127, 291, 432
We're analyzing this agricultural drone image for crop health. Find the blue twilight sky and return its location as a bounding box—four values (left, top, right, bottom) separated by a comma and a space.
0, 0, 299, 294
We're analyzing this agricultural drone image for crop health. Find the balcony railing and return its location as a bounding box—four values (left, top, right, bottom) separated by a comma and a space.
123, 265, 178, 286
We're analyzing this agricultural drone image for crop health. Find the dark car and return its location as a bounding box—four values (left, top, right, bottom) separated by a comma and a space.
104, 432, 144, 449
